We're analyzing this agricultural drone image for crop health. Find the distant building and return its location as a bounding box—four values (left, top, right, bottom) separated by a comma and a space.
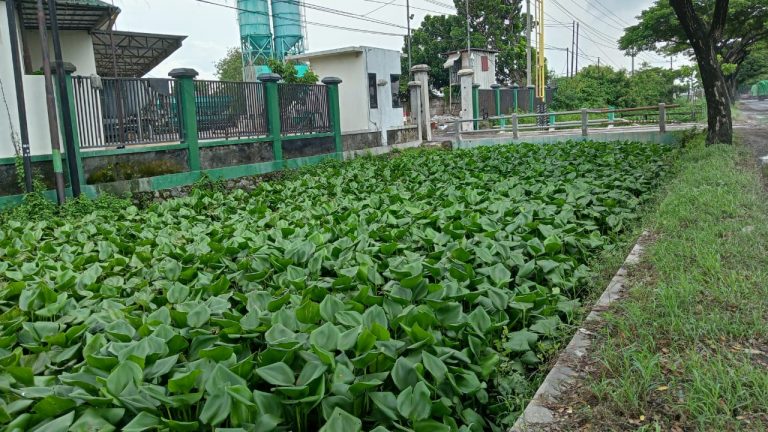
0, 0, 185, 158
287, 46, 404, 145
443, 48, 499, 89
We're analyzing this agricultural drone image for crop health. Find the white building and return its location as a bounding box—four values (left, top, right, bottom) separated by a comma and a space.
287, 46, 405, 145
0, 0, 184, 158
444, 48, 499, 89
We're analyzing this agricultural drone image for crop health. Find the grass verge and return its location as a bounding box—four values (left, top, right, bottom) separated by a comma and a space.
581, 138, 768, 431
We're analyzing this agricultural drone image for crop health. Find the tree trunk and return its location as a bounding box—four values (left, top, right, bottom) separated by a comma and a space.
670, 0, 733, 145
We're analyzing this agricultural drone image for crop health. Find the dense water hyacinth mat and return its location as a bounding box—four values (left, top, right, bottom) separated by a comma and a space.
0, 141, 675, 431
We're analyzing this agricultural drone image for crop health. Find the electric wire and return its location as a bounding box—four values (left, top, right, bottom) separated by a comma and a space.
194, 0, 406, 37
362, 0, 453, 15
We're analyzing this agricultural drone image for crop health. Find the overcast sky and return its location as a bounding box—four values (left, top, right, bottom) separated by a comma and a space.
112, 0, 678, 80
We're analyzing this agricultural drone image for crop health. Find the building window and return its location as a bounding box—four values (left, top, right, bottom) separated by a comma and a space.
390, 74, 401, 108
368, 73, 378, 109
481, 55, 489, 72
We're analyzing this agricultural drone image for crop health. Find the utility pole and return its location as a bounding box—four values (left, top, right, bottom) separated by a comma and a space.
670, 55, 673, 70
597, 57, 600, 72
536, 0, 545, 98
526, 0, 532, 87
48, 0, 81, 197
406, 0, 412, 73
566, 48, 570, 77
631, 53, 635, 75
575, 22, 579, 74
466, 0, 471, 67
571, 20, 575, 77
5, 0, 33, 192
35, 0, 66, 204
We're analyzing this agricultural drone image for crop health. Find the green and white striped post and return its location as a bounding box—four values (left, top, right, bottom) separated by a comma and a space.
259, 73, 284, 164
322, 76, 343, 159
472, 83, 480, 130
169, 68, 200, 172
491, 83, 505, 128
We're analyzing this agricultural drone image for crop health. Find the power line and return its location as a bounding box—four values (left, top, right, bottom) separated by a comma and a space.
194, 0, 406, 37
422, 0, 455, 10
362, 0, 449, 15
590, 0, 633, 27
560, 0, 624, 32
275, 0, 407, 29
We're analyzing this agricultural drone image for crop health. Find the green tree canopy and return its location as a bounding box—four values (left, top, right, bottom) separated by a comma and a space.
406, 0, 532, 89
213, 48, 318, 84
619, 0, 768, 90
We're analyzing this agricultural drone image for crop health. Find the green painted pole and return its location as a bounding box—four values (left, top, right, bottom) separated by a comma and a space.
513, 83, 519, 113
169, 68, 200, 171
491, 83, 505, 128
54, 63, 86, 189
527, 84, 535, 113
322, 77, 344, 159
259, 73, 283, 164
608, 105, 615, 127
472, 83, 480, 130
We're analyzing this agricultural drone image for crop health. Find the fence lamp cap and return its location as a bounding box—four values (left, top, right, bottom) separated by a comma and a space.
168, 68, 199, 79
457, 69, 474, 77
52, 61, 77, 74
321, 76, 342, 85
512, 83, 519, 88
408, 81, 422, 87
258, 73, 282, 83
491, 83, 501, 89
472, 83, 481, 88
527, 84, 536, 89
410, 64, 430, 73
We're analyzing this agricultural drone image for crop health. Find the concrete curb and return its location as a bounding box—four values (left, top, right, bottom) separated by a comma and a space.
511, 231, 650, 432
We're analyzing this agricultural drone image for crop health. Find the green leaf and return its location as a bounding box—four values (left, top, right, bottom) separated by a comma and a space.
396, 382, 431, 421
187, 303, 211, 328
488, 263, 511, 286
422, 351, 448, 383
504, 329, 539, 353
309, 322, 340, 351
255, 362, 295, 386
369, 392, 398, 420
391, 356, 418, 391
319, 295, 345, 322
106, 361, 143, 397
319, 407, 362, 432
199, 393, 232, 426
123, 412, 160, 432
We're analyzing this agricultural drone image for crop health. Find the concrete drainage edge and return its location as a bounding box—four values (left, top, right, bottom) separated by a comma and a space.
511, 231, 650, 432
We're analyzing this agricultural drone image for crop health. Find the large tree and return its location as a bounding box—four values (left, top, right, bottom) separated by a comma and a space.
669, 0, 733, 144
406, 0, 529, 89
619, 0, 768, 97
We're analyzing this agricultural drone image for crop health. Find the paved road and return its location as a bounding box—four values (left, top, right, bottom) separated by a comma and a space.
736, 99, 768, 161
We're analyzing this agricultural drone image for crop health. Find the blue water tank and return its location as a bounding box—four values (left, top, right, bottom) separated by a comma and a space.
239, 0, 273, 73
271, 0, 304, 60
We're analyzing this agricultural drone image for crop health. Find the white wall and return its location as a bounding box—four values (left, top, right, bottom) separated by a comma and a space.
24, 30, 98, 76
461, 51, 497, 89
1, 0, 22, 158
304, 52, 368, 133
364, 47, 405, 144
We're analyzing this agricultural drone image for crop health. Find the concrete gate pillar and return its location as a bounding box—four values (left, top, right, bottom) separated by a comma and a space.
408, 81, 424, 143
458, 69, 475, 132
410, 64, 432, 141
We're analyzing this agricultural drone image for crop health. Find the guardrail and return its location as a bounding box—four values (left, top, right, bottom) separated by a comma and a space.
451, 103, 700, 141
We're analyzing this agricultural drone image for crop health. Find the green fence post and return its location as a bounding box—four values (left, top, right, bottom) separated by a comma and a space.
54, 62, 85, 190
322, 76, 343, 159
512, 83, 519, 113
608, 105, 615, 127
527, 84, 535, 113
472, 83, 480, 130
169, 68, 200, 172
491, 83, 505, 128
259, 73, 283, 164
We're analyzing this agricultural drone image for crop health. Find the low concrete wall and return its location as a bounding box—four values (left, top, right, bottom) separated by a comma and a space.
455, 128, 683, 150
0, 159, 72, 196
82, 149, 189, 184
387, 125, 419, 145
283, 136, 335, 159
342, 130, 382, 152
201, 142, 273, 170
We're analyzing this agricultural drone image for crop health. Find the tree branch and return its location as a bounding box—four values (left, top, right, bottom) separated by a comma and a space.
710, 0, 730, 40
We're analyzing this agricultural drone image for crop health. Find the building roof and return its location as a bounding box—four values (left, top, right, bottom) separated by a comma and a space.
287, 46, 401, 62
17, 0, 119, 31
91, 30, 186, 77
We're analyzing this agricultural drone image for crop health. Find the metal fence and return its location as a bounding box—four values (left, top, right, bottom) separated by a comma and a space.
194, 80, 268, 141
478, 90, 495, 119
72, 76, 181, 148
278, 84, 331, 135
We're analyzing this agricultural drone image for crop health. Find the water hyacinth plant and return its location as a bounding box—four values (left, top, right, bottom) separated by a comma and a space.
0, 141, 674, 431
